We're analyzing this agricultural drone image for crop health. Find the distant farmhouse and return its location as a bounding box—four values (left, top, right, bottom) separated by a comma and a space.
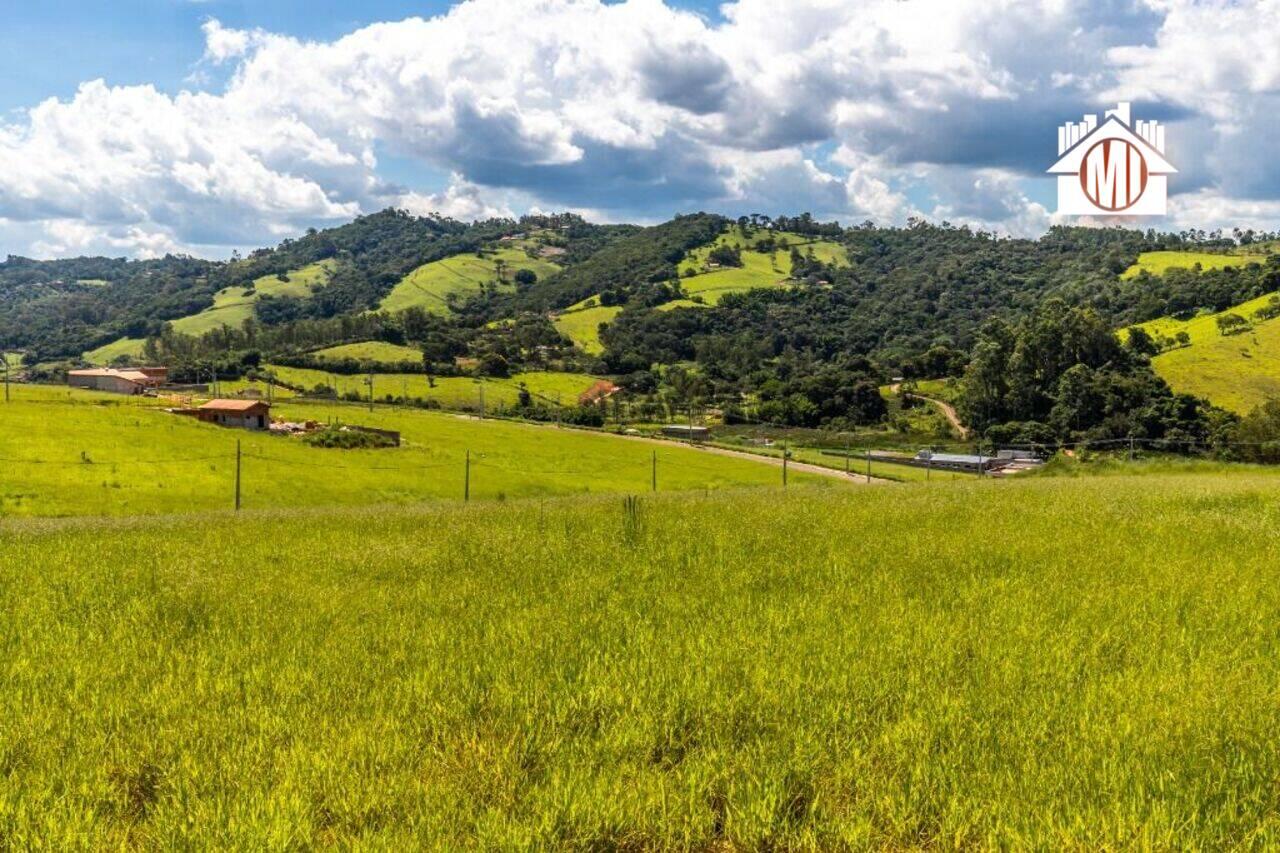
67, 367, 167, 395
197, 399, 271, 431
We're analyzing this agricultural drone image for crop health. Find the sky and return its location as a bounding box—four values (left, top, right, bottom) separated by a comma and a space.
1, 0, 1279, 259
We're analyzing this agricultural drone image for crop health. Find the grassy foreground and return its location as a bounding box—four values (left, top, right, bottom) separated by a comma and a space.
3, 473, 1280, 846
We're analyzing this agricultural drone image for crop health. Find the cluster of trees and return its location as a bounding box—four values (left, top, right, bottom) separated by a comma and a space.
957, 300, 1222, 446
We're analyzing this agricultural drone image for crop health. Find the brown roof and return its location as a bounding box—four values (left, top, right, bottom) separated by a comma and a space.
199, 399, 271, 413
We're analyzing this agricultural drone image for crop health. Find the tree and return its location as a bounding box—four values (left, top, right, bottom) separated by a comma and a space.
1125, 326, 1159, 356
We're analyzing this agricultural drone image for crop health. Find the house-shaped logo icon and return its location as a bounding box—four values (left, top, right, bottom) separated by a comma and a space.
1048, 102, 1175, 216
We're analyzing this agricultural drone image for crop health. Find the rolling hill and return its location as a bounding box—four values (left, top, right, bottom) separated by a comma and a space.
1121, 250, 1269, 279
1136, 292, 1280, 413
380, 238, 562, 315
308, 341, 425, 364
170, 260, 336, 335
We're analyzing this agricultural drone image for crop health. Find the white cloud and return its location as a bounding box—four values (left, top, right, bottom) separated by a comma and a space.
2, 0, 1280, 258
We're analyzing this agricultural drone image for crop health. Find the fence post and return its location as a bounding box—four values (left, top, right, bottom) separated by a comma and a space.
235, 439, 242, 511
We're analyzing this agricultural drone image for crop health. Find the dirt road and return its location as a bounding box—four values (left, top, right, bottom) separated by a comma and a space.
889, 383, 969, 439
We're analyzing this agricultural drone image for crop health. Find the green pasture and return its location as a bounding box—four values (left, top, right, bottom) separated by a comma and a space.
170, 261, 335, 336
379, 245, 561, 315
674, 226, 848, 306
552, 305, 622, 355
1120, 250, 1268, 279
0, 384, 814, 516
1148, 317, 1280, 413
309, 341, 424, 364
266, 365, 598, 408
1128, 291, 1280, 413
83, 337, 147, 365
4, 472, 1280, 845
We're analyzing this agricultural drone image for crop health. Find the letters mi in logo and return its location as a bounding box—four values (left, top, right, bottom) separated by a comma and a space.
1048, 102, 1175, 216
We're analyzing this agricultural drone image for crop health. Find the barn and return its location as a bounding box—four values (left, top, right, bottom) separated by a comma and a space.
198, 399, 272, 430
67, 367, 162, 395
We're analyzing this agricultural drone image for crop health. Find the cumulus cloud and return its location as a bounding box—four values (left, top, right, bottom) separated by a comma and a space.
1, 0, 1278, 258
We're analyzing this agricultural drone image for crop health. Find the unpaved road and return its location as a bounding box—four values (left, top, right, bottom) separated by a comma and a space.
889, 383, 969, 439
454, 414, 887, 484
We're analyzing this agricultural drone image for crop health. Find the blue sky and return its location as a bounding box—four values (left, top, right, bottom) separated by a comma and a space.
0, 0, 1276, 259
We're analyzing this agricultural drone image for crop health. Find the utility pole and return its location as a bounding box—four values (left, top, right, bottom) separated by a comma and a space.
844, 437, 850, 475
479, 384, 485, 420
464, 450, 471, 502
367, 373, 374, 412
782, 440, 788, 487
1129, 435, 1135, 462
866, 450, 871, 482
3, 354, 9, 403
651, 451, 657, 492
976, 442, 984, 478
235, 439, 242, 511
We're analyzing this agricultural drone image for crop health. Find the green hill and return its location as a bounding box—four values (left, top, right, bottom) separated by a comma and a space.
171, 260, 336, 335
552, 304, 623, 354
673, 226, 848, 306
267, 365, 601, 409
1121, 250, 1268, 279
309, 341, 424, 364
82, 336, 146, 365
380, 241, 562, 315
1136, 293, 1280, 413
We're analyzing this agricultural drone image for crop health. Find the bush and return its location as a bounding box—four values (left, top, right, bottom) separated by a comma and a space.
302, 427, 397, 449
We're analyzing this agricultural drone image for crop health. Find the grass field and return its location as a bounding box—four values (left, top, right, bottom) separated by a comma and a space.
379, 245, 561, 315
674, 226, 848, 306
1133, 292, 1280, 413
1120, 250, 1269, 279
170, 261, 335, 336
266, 365, 599, 409
0, 385, 826, 517
552, 305, 623, 355
83, 337, 146, 365
4, 471, 1280, 845
309, 341, 424, 364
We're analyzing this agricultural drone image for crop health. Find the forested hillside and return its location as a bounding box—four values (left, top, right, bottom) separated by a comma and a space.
4, 208, 1279, 451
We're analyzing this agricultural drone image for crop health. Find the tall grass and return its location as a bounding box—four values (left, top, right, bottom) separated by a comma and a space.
3, 473, 1280, 846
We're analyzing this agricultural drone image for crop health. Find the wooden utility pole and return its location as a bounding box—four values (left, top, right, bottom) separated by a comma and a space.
651, 451, 657, 492
464, 450, 471, 502
782, 441, 788, 487
479, 384, 485, 420
234, 440, 242, 511
367, 373, 374, 412
844, 437, 850, 475
3, 354, 9, 403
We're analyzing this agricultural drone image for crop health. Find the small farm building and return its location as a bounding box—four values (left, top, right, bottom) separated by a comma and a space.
198, 399, 271, 430
67, 367, 165, 395
662, 424, 710, 441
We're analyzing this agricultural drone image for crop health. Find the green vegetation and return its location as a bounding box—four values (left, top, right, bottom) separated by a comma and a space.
0, 385, 826, 517
552, 305, 623, 355
82, 337, 146, 365
673, 226, 847, 306
1147, 317, 1280, 413
302, 426, 397, 449
309, 340, 424, 364
171, 261, 335, 336
1121, 250, 1268, 279
266, 365, 598, 409
5, 472, 1280, 845
1127, 291, 1280, 413
380, 244, 561, 315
